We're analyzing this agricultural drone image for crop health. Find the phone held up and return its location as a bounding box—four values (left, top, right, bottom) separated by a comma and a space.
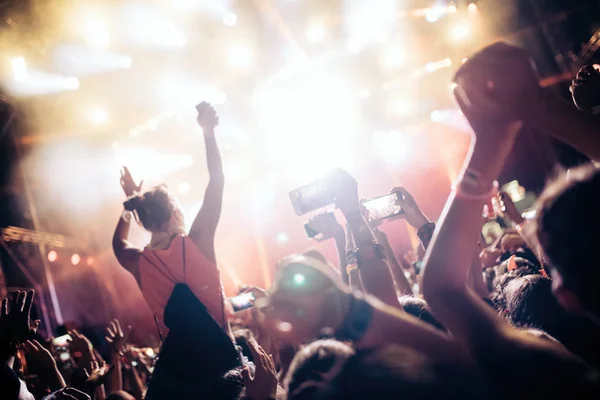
304, 211, 337, 241
362, 192, 405, 223
230, 292, 256, 313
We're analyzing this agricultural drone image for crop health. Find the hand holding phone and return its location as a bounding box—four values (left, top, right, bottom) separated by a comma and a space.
304, 212, 342, 241
230, 292, 256, 313
362, 192, 404, 223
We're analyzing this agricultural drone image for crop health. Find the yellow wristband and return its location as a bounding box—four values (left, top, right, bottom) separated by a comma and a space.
346, 264, 358, 275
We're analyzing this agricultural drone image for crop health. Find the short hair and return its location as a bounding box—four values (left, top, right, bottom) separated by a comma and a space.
317, 345, 489, 400
398, 296, 445, 331
284, 340, 355, 400
534, 164, 600, 309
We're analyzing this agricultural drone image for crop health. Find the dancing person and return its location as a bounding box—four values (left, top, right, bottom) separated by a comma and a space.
112, 101, 227, 333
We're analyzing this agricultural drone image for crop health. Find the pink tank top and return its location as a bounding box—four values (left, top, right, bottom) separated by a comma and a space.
139, 235, 226, 330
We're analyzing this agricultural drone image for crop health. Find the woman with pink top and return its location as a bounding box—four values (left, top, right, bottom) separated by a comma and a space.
112, 102, 227, 335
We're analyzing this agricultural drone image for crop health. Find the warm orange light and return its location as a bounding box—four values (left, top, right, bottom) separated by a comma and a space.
48, 250, 58, 263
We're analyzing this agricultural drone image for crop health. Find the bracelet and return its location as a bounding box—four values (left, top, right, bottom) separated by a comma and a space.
334, 292, 374, 343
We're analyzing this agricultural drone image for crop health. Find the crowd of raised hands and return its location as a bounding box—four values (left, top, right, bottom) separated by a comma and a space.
5, 41, 600, 399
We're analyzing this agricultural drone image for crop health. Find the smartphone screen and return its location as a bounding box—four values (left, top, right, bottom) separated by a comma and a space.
362, 193, 404, 222
289, 178, 333, 216
304, 212, 337, 240
230, 292, 256, 313
53, 334, 71, 347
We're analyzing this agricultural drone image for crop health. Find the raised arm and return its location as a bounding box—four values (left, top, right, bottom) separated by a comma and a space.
188, 102, 224, 264
112, 167, 142, 280
334, 171, 400, 308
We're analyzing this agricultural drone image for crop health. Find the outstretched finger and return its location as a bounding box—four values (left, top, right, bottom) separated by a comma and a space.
241, 366, 252, 385
1, 298, 8, 318
24, 290, 35, 316
16, 291, 26, 312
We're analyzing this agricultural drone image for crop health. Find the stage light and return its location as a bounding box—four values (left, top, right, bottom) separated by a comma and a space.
71, 254, 81, 266
48, 250, 58, 263
176, 181, 191, 195
227, 45, 253, 69
450, 23, 471, 40
83, 16, 110, 47
390, 99, 412, 116
86, 257, 95, 266
89, 108, 109, 125
426, 7, 444, 22
468, 3, 478, 15
372, 130, 411, 164
293, 273, 306, 286
11, 57, 28, 82
448, 4, 458, 13
359, 88, 371, 98
306, 24, 326, 43
222, 12, 238, 26
276, 233, 289, 245
381, 47, 405, 69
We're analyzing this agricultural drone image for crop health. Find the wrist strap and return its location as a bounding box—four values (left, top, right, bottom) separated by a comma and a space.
334, 292, 373, 343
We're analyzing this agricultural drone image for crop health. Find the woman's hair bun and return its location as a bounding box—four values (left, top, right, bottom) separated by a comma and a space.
123, 195, 143, 212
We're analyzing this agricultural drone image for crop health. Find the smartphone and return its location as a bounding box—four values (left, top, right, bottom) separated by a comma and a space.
304, 212, 337, 241
289, 177, 334, 216
362, 193, 404, 223
52, 334, 71, 347
230, 292, 256, 313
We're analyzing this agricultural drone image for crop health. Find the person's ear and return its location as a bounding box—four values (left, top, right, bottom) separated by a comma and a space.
552, 278, 584, 314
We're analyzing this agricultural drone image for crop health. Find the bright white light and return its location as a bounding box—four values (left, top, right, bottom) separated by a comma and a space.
359, 88, 371, 98
254, 72, 359, 183
81, 14, 110, 47
276, 233, 289, 244
120, 3, 187, 49
346, 38, 364, 53
381, 47, 405, 69
450, 23, 471, 40
448, 4, 458, 13
390, 99, 412, 116
306, 24, 326, 43
372, 130, 411, 164
89, 108, 109, 125
426, 7, 444, 22
48, 250, 58, 262
71, 254, 81, 266
11, 57, 28, 82
227, 45, 253, 69
177, 181, 191, 195
222, 12, 238, 26
468, 3, 478, 15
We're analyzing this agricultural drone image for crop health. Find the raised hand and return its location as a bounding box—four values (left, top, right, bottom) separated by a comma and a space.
495, 192, 524, 225
307, 212, 344, 240
390, 187, 429, 229
67, 330, 95, 367
119, 166, 142, 198
105, 319, 129, 354
0, 290, 40, 345
454, 42, 544, 120
329, 168, 359, 214
23, 339, 58, 370
259, 255, 350, 344
570, 64, 600, 112
241, 338, 278, 400
196, 101, 219, 132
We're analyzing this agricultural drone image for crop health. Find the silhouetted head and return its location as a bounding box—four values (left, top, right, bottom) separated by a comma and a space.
284, 339, 355, 400
123, 184, 184, 233
534, 164, 600, 320
398, 296, 445, 332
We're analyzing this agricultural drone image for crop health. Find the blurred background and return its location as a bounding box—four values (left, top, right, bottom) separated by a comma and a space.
0, 0, 598, 342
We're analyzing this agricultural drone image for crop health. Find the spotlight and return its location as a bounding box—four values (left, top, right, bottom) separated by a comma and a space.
86, 257, 95, 266
227, 45, 253, 69
450, 23, 470, 41
390, 99, 412, 116
222, 12, 238, 26
11, 57, 28, 82
176, 181, 191, 195
381, 47, 405, 69
71, 254, 81, 266
48, 250, 58, 263
89, 108, 109, 125
306, 24, 326, 43
468, 3, 478, 15
83, 18, 110, 47
276, 232, 289, 244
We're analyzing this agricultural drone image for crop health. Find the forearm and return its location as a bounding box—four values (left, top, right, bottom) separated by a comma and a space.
112, 212, 132, 252
357, 295, 467, 364
43, 366, 67, 392
105, 352, 122, 394
374, 229, 412, 296
125, 365, 145, 400
333, 233, 349, 285
345, 212, 399, 307
528, 94, 600, 161
203, 130, 224, 180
